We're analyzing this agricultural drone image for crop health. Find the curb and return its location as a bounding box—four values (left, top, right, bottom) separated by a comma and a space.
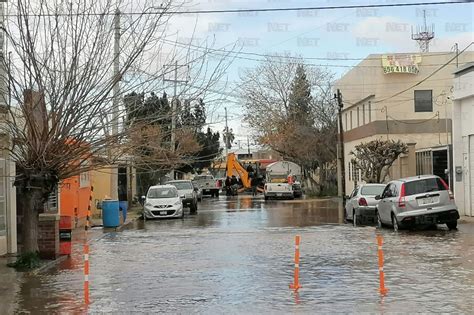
30, 214, 141, 275
29, 255, 68, 275
116, 215, 141, 232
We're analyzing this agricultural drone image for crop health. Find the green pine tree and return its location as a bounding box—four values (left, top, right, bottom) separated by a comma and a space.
288, 64, 313, 125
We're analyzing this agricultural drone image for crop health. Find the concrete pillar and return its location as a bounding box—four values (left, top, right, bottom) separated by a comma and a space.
406, 143, 417, 177
6, 161, 16, 254
38, 213, 59, 260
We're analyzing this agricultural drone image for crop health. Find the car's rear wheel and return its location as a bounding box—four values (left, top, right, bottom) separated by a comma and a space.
215, 190, 219, 197
446, 221, 458, 230
264, 196, 269, 201
391, 213, 399, 232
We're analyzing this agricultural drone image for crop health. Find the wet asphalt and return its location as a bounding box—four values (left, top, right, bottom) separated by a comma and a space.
5, 195, 474, 314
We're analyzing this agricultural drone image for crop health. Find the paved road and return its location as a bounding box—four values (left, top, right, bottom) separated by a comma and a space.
6, 195, 474, 314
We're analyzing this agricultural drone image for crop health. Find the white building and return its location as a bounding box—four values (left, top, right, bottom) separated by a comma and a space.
452, 62, 474, 217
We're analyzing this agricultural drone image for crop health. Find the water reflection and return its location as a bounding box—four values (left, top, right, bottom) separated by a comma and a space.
8, 195, 474, 314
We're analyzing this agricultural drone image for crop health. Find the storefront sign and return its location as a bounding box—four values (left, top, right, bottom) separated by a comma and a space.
382, 54, 422, 74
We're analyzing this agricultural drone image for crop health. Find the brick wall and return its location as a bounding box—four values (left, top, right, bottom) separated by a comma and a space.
38, 214, 59, 259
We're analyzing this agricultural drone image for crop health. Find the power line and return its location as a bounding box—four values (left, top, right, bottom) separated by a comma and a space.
7, 1, 469, 17
164, 38, 456, 62
388, 112, 440, 124
161, 38, 461, 68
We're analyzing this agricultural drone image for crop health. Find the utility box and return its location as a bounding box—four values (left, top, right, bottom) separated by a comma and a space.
59, 215, 73, 255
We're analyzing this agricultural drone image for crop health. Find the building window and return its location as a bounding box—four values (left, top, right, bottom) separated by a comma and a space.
350, 111, 353, 129
414, 90, 433, 112
351, 161, 360, 183
368, 101, 372, 122
45, 185, 58, 213
357, 107, 360, 127
362, 104, 366, 125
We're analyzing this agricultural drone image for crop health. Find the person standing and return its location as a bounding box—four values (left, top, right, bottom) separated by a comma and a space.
251, 176, 258, 196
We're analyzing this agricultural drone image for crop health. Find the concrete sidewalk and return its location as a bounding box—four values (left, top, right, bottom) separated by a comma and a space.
459, 215, 474, 224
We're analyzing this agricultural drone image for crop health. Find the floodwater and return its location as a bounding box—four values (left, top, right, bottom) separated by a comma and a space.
7, 196, 474, 314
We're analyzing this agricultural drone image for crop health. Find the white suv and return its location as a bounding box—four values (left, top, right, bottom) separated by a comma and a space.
376, 175, 459, 231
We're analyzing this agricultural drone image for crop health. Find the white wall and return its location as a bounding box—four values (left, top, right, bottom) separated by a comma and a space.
0, 160, 16, 255
452, 67, 474, 216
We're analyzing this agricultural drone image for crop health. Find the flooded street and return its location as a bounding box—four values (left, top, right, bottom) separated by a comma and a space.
8, 196, 474, 314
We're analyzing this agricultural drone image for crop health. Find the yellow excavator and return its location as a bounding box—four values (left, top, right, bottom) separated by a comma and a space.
226, 153, 251, 188
225, 153, 264, 193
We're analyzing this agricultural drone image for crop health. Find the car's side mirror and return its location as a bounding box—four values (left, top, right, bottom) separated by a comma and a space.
180, 195, 186, 199
375, 195, 381, 200
344, 195, 350, 200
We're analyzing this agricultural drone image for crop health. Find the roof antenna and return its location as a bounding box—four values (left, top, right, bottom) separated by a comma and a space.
411, 10, 435, 52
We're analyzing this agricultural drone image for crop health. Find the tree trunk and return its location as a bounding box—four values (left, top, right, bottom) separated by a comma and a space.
21, 189, 44, 253
319, 167, 327, 194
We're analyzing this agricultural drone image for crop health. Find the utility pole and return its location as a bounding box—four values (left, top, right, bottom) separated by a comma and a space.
442, 92, 451, 190
383, 106, 389, 140
247, 135, 251, 156
164, 61, 188, 179
110, 9, 120, 200
224, 107, 229, 156
454, 43, 459, 68
336, 89, 346, 205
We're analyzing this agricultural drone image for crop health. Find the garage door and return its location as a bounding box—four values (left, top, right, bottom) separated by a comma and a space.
470, 136, 474, 216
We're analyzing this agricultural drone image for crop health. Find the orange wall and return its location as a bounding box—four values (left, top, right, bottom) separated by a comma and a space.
60, 175, 91, 226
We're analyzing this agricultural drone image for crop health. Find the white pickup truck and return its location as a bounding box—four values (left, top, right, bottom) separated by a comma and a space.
264, 182, 294, 200
264, 161, 302, 200
192, 175, 221, 197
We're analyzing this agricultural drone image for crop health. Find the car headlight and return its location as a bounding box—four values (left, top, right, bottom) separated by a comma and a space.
174, 200, 182, 206
145, 202, 152, 207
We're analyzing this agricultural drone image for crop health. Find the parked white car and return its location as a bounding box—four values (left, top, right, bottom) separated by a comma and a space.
345, 184, 386, 226
143, 185, 184, 219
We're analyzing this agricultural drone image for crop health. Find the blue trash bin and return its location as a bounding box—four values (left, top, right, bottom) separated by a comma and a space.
119, 201, 128, 222
102, 200, 120, 227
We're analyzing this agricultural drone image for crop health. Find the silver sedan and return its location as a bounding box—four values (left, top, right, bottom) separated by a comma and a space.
345, 184, 386, 226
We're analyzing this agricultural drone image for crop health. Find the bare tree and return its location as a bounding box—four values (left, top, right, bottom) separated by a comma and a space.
351, 139, 409, 183
240, 55, 337, 193
0, 0, 233, 254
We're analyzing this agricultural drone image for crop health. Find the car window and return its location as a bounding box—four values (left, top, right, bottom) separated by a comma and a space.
169, 182, 193, 190
382, 185, 391, 198
390, 184, 398, 197
194, 175, 213, 180
147, 187, 178, 199
361, 185, 385, 196
404, 178, 446, 196
350, 188, 357, 198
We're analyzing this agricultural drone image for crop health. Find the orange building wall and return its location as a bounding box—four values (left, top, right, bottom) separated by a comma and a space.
59, 174, 91, 227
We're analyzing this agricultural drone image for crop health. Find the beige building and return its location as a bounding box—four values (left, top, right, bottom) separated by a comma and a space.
336, 51, 474, 194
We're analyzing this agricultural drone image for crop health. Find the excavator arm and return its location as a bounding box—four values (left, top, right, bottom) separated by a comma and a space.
226, 153, 251, 188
